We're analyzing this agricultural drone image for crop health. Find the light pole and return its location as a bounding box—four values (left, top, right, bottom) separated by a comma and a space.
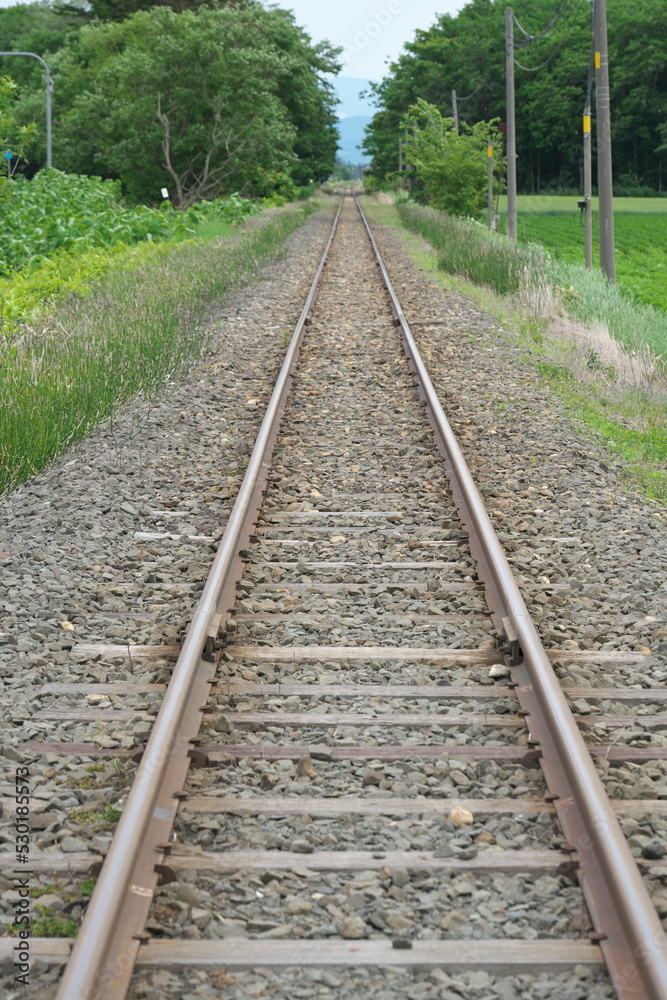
0, 51, 53, 168
593, 0, 615, 282
505, 9, 517, 241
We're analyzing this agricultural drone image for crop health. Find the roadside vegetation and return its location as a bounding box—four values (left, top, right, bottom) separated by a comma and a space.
0, 201, 314, 495
0, 170, 266, 329
0, 0, 338, 494
365, 197, 667, 502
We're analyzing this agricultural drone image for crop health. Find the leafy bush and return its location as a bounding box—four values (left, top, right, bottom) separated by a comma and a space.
0, 170, 261, 275
0, 76, 36, 195
401, 100, 501, 218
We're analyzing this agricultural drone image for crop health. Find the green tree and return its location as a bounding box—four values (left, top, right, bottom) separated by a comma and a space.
0, 76, 36, 193
56, 6, 301, 205
4, 1, 340, 200
61, 0, 249, 24
402, 99, 499, 216
363, 0, 667, 193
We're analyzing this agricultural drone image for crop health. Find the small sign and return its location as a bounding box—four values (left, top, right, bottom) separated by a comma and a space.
161, 187, 169, 199
3, 150, 13, 160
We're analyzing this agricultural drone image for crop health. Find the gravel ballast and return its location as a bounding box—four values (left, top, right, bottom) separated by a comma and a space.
2, 196, 667, 999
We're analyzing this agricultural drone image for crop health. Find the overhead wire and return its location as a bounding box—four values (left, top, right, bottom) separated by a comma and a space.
513, 0, 588, 73
513, 0, 572, 44
456, 79, 486, 102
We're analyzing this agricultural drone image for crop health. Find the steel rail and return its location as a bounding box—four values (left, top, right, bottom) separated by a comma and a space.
55, 198, 344, 1000
353, 194, 667, 1000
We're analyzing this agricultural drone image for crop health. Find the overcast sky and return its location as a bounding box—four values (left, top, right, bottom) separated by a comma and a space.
0, 1, 465, 80
280, 1, 463, 80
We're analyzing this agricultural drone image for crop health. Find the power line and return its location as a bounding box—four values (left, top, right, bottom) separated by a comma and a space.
456, 80, 486, 103
513, 0, 587, 73
514, 49, 561, 73
513, 0, 572, 44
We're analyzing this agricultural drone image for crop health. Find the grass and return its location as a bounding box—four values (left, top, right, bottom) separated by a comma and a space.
396, 201, 667, 358
70, 804, 122, 830
363, 196, 667, 502
498, 195, 667, 213
0, 202, 313, 495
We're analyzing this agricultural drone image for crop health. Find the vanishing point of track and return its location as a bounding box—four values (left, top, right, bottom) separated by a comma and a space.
12, 197, 667, 999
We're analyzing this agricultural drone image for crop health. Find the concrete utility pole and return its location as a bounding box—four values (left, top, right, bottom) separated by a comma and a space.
594, 0, 615, 282
487, 144, 494, 229
0, 51, 53, 168
452, 90, 459, 135
583, 106, 593, 269
505, 9, 517, 241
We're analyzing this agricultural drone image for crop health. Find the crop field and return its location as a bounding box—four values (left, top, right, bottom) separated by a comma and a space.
497, 197, 667, 312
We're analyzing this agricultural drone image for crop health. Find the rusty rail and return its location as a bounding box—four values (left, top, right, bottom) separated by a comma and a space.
55, 198, 344, 1000
354, 194, 667, 1000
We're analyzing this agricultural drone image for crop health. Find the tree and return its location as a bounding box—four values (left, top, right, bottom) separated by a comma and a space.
363, 0, 667, 193
4, 1, 340, 201
56, 6, 301, 205
69, 0, 249, 24
0, 76, 36, 194
402, 99, 500, 216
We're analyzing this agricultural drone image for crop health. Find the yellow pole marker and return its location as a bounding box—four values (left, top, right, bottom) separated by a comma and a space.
595, 51, 601, 69
583, 114, 591, 134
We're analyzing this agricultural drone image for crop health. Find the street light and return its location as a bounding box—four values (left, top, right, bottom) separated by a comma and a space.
0, 51, 53, 168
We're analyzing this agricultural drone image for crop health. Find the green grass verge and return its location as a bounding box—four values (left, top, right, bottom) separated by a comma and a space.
0, 203, 313, 495
363, 197, 667, 503
396, 201, 667, 358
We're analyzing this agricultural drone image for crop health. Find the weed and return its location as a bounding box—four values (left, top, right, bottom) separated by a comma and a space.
31, 906, 79, 938
32, 883, 62, 899
0, 203, 313, 495
70, 804, 122, 831
79, 878, 98, 898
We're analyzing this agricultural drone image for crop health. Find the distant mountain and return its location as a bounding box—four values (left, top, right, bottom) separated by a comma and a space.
337, 115, 372, 165
329, 76, 375, 165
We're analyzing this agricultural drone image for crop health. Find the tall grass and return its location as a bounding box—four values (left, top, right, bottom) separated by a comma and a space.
397, 202, 667, 358
0, 204, 312, 494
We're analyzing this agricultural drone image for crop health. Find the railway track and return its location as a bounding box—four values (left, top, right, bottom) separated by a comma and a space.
4, 195, 667, 1000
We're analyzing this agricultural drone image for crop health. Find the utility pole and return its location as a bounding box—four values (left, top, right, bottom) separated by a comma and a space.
0, 51, 53, 168
594, 0, 615, 282
505, 9, 517, 241
487, 144, 494, 229
452, 90, 459, 135
398, 136, 403, 173
583, 106, 593, 269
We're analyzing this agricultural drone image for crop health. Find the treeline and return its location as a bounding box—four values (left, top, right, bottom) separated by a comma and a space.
0, 0, 340, 206
363, 0, 667, 194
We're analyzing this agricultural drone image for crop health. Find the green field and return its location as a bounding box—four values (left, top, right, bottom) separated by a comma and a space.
497, 196, 667, 312
499, 195, 667, 214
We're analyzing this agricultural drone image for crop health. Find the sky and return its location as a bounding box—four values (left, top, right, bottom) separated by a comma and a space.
280, 1, 464, 81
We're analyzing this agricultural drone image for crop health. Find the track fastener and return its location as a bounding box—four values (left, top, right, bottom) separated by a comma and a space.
154, 864, 178, 886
